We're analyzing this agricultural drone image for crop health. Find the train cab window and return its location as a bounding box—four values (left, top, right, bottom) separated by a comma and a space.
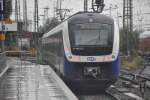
71, 23, 112, 47
69, 22, 114, 56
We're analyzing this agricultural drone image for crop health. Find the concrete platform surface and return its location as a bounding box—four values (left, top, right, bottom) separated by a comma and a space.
0, 58, 78, 100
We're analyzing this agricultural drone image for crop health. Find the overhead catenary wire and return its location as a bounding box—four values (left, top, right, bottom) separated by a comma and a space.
34, 0, 40, 100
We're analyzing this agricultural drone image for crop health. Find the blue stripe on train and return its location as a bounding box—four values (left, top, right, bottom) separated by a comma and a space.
64, 57, 74, 76
111, 57, 120, 76
64, 56, 120, 77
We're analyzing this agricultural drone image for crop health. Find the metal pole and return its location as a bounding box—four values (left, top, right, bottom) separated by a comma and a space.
18, 0, 21, 21
84, 0, 88, 12
109, 4, 112, 17
116, 5, 120, 28
127, 30, 130, 56
15, 0, 18, 22
1, 14, 4, 52
34, 0, 38, 32
123, 0, 133, 56
23, 0, 28, 32
37, 1, 39, 32
15, 0, 19, 47
59, 0, 63, 21
0, 0, 5, 52
44, 7, 49, 21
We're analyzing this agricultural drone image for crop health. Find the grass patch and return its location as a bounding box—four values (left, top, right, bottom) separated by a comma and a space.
121, 55, 144, 70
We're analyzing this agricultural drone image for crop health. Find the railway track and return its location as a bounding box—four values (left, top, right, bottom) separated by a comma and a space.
107, 85, 145, 100
76, 68, 150, 100
116, 69, 150, 100
75, 84, 146, 100
78, 92, 119, 100
120, 70, 150, 89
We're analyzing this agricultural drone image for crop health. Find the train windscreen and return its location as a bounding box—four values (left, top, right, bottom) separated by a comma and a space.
69, 22, 113, 56
72, 23, 112, 47
74, 23, 111, 46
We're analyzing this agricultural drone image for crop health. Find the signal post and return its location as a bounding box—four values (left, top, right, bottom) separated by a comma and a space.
0, 0, 5, 52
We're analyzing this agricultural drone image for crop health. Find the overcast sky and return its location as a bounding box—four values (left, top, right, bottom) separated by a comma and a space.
11, 0, 150, 31
12, 0, 123, 20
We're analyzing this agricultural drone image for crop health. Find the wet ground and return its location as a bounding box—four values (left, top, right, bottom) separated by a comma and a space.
0, 58, 74, 100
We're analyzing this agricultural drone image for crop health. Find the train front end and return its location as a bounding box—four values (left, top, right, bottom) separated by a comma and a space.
63, 12, 120, 92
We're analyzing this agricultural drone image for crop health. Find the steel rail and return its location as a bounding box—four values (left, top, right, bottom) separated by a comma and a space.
120, 70, 150, 81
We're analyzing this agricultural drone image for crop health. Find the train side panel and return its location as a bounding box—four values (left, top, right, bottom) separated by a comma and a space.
42, 31, 65, 76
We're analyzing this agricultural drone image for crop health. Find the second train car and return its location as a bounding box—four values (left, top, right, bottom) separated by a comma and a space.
41, 12, 120, 92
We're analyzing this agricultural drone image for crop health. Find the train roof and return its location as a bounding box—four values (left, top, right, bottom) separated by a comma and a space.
42, 12, 114, 38
139, 31, 150, 39
68, 12, 114, 24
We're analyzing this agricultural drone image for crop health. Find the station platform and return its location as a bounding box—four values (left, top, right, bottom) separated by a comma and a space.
0, 58, 78, 100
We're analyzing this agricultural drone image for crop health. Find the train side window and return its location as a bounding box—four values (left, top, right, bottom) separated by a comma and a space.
47, 31, 62, 56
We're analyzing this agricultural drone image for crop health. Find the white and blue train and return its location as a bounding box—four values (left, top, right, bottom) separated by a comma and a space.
41, 12, 120, 92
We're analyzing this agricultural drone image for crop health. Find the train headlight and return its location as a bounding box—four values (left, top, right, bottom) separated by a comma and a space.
68, 55, 72, 59
112, 55, 115, 59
